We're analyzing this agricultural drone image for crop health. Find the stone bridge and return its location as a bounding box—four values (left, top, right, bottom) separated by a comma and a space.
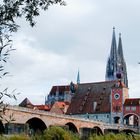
1, 106, 140, 135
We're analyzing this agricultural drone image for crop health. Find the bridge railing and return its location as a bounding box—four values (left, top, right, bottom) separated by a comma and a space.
6, 105, 140, 133
6, 105, 106, 125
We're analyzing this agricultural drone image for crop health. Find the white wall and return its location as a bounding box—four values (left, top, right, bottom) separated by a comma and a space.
72, 113, 111, 123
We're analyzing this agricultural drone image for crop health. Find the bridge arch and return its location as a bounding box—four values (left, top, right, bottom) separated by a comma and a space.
123, 113, 139, 126
0, 120, 4, 134
65, 122, 78, 133
93, 126, 103, 135
26, 117, 47, 134
114, 116, 121, 124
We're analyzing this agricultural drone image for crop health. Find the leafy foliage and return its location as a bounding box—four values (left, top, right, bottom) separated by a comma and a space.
0, 34, 19, 124
0, 131, 140, 140
7, 134, 30, 140
88, 133, 140, 140
0, 0, 65, 126
0, 32, 19, 125
42, 126, 80, 140
0, 0, 66, 31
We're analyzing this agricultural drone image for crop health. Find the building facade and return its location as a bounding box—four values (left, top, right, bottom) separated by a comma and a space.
45, 82, 77, 105
45, 28, 140, 126
66, 29, 139, 126
123, 98, 140, 126
66, 80, 128, 124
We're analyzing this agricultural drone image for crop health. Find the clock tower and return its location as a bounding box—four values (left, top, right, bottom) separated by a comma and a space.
110, 73, 129, 124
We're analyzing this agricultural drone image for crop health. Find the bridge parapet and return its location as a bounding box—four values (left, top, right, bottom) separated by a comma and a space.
2, 105, 140, 135
6, 105, 106, 125
104, 123, 140, 134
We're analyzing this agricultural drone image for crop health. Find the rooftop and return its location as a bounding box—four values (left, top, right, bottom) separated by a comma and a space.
67, 80, 125, 115
124, 98, 140, 106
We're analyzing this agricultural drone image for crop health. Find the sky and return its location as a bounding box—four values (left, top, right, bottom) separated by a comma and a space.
2, 0, 140, 105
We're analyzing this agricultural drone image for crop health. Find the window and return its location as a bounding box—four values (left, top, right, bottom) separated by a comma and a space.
114, 116, 120, 124
93, 102, 97, 111
114, 106, 121, 111
107, 115, 109, 118
94, 115, 98, 119
131, 106, 136, 111
125, 106, 130, 111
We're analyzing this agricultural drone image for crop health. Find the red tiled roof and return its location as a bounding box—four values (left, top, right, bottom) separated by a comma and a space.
55, 101, 67, 108
124, 98, 140, 106
34, 105, 51, 111
50, 101, 69, 114
67, 81, 123, 115
49, 85, 70, 95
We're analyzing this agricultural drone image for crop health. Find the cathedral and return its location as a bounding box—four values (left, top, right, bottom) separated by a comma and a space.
45, 28, 128, 105
45, 28, 140, 126
105, 27, 128, 87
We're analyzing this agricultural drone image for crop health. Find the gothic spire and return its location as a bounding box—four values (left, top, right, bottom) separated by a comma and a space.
105, 27, 118, 81
118, 33, 124, 61
110, 27, 118, 61
77, 69, 80, 84
117, 33, 128, 87
105, 28, 128, 87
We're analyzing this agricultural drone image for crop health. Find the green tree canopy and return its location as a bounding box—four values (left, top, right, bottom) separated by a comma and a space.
0, 0, 65, 33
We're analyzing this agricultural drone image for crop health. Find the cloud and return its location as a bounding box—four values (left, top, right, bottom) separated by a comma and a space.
2, 0, 140, 104
2, 34, 69, 104
127, 64, 140, 98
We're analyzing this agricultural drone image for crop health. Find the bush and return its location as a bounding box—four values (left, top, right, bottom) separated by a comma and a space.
42, 126, 79, 140
0, 135, 8, 140
0, 130, 140, 140
7, 135, 30, 140
88, 133, 140, 140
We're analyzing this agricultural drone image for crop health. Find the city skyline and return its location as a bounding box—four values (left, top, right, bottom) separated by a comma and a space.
1, 0, 140, 104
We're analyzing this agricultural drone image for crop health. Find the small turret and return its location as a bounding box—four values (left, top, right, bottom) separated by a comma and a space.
77, 69, 80, 84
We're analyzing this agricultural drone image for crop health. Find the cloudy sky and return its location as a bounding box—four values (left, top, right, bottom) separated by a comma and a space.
2, 0, 140, 104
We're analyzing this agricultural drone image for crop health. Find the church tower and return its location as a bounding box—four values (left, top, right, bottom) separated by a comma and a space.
117, 33, 128, 87
105, 28, 128, 87
110, 74, 129, 124
77, 69, 80, 84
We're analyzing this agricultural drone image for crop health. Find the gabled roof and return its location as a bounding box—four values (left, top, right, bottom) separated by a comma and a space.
19, 98, 34, 107
50, 101, 69, 114
124, 98, 140, 106
66, 81, 122, 115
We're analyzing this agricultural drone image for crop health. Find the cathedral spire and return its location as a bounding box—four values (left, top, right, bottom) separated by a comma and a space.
117, 33, 128, 87
110, 27, 118, 61
77, 69, 80, 84
105, 28, 128, 87
118, 33, 124, 61
105, 27, 118, 81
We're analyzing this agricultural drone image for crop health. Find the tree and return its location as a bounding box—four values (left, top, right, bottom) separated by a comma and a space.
0, 0, 66, 88
1, 0, 65, 28
0, 0, 66, 130
0, 0, 66, 76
